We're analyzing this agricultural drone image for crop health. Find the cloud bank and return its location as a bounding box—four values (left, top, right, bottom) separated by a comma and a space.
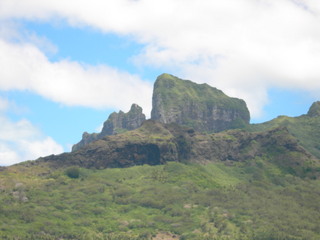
1, 0, 320, 117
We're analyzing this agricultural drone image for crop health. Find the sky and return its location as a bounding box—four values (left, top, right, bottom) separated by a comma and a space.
0, 0, 320, 166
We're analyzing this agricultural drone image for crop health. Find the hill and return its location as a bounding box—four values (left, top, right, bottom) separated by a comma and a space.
1, 160, 320, 239
247, 101, 320, 159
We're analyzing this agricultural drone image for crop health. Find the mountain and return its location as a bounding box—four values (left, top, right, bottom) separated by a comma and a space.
30, 74, 320, 174
72, 103, 146, 151
72, 73, 250, 151
151, 73, 250, 132
1, 74, 320, 239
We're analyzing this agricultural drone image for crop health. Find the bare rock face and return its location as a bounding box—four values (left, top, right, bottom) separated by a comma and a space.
100, 104, 146, 136
151, 74, 250, 132
72, 104, 146, 151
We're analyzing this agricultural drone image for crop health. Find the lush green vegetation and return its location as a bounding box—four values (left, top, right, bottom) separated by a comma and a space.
248, 115, 320, 158
1, 160, 319, 239
155, 74, 249, 113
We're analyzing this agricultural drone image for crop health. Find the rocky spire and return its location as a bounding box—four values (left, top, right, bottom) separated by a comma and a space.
72, 104, 146, 151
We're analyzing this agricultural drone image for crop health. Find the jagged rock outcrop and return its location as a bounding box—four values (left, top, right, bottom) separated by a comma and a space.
72, 104, 146, 151
307, 101, 320, 117
100, 103, 146, 136
151, 73, 250, 132
41, 120, 318, 178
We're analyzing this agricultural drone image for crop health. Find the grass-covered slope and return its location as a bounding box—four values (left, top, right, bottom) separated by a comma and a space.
0, 161, 320, 240
152, 74, 245, 111
248, 113, 320, 159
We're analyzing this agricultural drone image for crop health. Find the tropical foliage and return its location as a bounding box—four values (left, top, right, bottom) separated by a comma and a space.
0, 160, 319, 239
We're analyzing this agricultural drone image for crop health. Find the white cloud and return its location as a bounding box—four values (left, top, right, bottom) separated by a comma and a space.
0, 39, 153, 115
0, 98, 9, 111
0, 145, 20, 166
0, 0, 319, 118
0, 115, 64, 166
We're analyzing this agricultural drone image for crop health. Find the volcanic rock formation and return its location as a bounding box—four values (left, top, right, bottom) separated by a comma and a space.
151, 74, 250, 132
72, 104, 145, 151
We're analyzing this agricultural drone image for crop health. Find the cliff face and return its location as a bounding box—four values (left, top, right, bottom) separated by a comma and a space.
72, 104, 145, 151
151, 74, 250, 132
41, 120, 318, 178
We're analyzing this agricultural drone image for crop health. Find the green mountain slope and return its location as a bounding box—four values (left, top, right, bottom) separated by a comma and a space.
248, 111, 320, 159
1, 161, 320, 240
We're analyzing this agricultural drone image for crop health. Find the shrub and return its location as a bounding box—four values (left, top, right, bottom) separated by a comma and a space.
65, 167, 80, 179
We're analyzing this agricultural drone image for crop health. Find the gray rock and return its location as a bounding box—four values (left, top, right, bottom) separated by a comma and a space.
72, 104, 146, 151
100, 104, 146, 136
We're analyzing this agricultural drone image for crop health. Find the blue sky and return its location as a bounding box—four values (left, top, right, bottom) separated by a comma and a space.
0, 0, 319, 165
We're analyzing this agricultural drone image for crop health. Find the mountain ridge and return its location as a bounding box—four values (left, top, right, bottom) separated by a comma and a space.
6, 73, 320, 172
39, 120, 318, 179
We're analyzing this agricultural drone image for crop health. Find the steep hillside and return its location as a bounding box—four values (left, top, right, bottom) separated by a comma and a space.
248, 101, 320, 159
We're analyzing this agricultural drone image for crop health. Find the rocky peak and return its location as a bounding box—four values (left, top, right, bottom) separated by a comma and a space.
151, 73, 250, 132
72, 104, 146, 151
307, 101, 320, 117
100, 103, 145, 136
